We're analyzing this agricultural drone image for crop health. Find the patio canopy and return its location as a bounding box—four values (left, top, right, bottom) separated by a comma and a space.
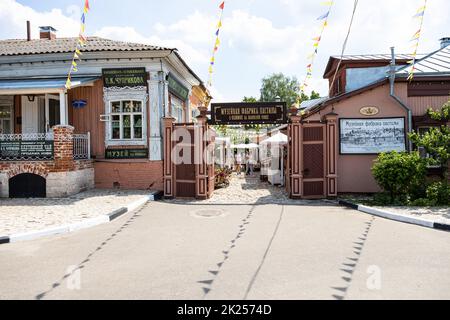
260, 132, 288, 145
230, 143, 259, 149
0, 77, 100, 94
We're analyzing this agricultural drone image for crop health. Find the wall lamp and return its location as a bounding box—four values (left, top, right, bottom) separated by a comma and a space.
27, 95, 35, 102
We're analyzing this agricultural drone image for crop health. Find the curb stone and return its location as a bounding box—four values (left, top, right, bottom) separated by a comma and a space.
338, 200, 450, 232
0, 190, 163, 245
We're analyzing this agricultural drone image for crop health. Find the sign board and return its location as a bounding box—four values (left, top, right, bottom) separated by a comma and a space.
105, 148, 148, 159
167, 74, 189, 101
0, 140, 54, 160
210, 102, 288, 125
103, 68, 147, 88
340, 118, 406, 154
359, 106, 379, 116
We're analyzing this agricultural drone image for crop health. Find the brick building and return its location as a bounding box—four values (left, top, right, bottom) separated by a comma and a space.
0, 26, 209, 198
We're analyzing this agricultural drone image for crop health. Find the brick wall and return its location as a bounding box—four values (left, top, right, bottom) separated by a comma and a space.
94, 160, 164, 191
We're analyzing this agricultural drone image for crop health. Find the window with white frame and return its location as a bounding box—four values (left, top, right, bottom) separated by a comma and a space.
171, 96, 185, 123
0, 97, 13, 134
110, 100, 144, 140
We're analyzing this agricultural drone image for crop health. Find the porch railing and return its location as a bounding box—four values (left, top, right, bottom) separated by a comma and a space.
73, 132, 91, 160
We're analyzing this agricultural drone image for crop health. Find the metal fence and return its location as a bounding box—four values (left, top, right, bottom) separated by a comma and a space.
73, 132, 91, 160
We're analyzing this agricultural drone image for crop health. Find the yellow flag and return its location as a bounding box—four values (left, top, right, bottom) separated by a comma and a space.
65, 78, 72, 89
217, 21, 222, 29
75, 48, 82, 56
215, 38, 220, 46
321, 1, 333, 6
72, 60, 77, 67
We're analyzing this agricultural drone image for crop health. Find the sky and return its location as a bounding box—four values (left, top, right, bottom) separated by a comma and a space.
0, 0, 449, 102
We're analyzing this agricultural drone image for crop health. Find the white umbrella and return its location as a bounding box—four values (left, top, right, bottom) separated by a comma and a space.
260, 132, 288, 145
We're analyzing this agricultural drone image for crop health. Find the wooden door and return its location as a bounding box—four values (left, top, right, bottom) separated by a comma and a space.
21, 96, 39, 134
302, 125, 326, 199
174, 126, 196, 198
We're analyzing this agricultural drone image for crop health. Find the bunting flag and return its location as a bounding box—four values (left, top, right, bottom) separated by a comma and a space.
299, 0, 334, 95
407, 0, 428, 81
65, 0, 90, 90
207, 1, 225, 88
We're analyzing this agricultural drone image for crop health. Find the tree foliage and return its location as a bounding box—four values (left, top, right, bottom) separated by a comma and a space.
372, 151, 427, 202
260, 73, 300, 108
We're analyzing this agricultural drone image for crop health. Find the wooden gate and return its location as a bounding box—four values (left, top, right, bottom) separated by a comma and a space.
288, 112, 338, 199
163, 108, 215, 200
302, 125, 326, 199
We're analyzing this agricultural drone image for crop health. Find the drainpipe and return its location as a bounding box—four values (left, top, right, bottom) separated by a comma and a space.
389, 46, 413, 151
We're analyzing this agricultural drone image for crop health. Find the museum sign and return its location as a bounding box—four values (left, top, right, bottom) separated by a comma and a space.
0, 140, 54, 160
210, 102, 288, 125
103, 68, 147, 88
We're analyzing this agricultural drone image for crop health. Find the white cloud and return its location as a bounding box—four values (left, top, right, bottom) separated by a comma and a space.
0, 0, 80, 39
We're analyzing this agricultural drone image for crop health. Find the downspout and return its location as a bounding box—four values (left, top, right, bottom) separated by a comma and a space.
389, 47, 413, 151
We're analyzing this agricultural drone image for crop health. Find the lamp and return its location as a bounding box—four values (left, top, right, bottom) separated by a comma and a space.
27, 95, 35, 102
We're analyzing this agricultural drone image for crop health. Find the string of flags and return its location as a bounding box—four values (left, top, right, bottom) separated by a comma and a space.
208, 1, 225, 88
65, 0, 90, 90
407, 0, 428, 81
300, 1, 334, 96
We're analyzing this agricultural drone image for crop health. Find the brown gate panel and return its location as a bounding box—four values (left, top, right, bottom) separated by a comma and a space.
301, 125, 326, 199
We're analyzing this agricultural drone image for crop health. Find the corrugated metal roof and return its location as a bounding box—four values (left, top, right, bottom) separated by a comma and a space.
331, 53, 426, 61
397, 45, 450, 76
0, 77, 99, 90
0, 37, 172, 56
300, 97, 329, 110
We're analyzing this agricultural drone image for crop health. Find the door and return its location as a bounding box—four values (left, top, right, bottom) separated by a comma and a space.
0, 97, 13, 134
45, 94, 60, 132
302, 125, 326, 199
21, 96, 39, 134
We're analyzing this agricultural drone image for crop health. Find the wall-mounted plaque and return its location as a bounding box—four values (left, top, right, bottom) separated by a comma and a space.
0, 140, 54, 160
103, 68, 147, 88
360, 106, 380, 116
105, 148, 148, 159
210, 102, 288, 125
340, 118, 406, 154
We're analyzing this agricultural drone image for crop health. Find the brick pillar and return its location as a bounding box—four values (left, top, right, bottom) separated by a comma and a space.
289, 108, 303, 199
163, 117, 176, 198
53, 125, 75, 172
325, 112, 338, 197
195, 107, 208, 200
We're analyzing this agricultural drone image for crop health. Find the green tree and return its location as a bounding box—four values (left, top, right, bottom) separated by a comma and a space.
310, 90, 321, 100
242, 96, 258, 103
409, 99, 450, 178
372, 151, 427, 203
260, 73, 300, 108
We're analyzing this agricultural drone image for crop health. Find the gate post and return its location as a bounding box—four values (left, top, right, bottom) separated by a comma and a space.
325, 112, 338, 197
195, 107, 208, 200
289, 108, 303, 199
163, 116, 175, 198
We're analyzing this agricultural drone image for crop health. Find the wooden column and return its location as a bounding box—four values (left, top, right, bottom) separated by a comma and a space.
289, 109, 303, 199
195, 107, 208, 200
163, 116, 176, 198
325, 112, 338, 197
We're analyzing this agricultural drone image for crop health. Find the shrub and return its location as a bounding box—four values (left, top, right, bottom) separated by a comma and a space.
408, 198, 434, 207
372, 151, 427, 203
426, 181, 450, 206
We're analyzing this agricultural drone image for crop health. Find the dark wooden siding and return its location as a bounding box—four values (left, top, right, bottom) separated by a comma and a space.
68, 80, 105, 158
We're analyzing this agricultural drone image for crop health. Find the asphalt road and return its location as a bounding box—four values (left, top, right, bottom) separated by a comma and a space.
0, 201, 449, 300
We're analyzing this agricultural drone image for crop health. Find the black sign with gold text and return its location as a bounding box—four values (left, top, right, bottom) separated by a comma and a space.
103, 68, 147, 88
210, 102, 287, 125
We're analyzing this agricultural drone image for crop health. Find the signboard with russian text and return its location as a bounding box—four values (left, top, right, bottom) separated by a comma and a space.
105, 148, 148, 159
210, 102, 288, 125
167, 74, 189, 101
103, 68, 147, 88
339, 118, 406, 154
0, 140, 54, 160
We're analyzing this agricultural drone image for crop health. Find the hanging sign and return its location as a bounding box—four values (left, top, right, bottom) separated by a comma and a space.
102, 68, 147, 88
167, 74, 189, 100
210, 102, 288, 125
72, 100, 87, 109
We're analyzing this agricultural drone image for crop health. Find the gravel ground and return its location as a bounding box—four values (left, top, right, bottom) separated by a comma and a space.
373, 206, 450, 225
0, 189, 151, 236
166, 173, 335, 206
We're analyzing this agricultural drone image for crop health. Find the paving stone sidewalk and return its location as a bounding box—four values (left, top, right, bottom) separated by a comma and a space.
166, 172, 335, 205
0, 189, 151, 236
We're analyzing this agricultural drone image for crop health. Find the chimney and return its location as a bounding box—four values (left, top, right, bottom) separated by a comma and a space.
440, 37, 450, 49
26, 21, 31, 41
39, 26, 57, 40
